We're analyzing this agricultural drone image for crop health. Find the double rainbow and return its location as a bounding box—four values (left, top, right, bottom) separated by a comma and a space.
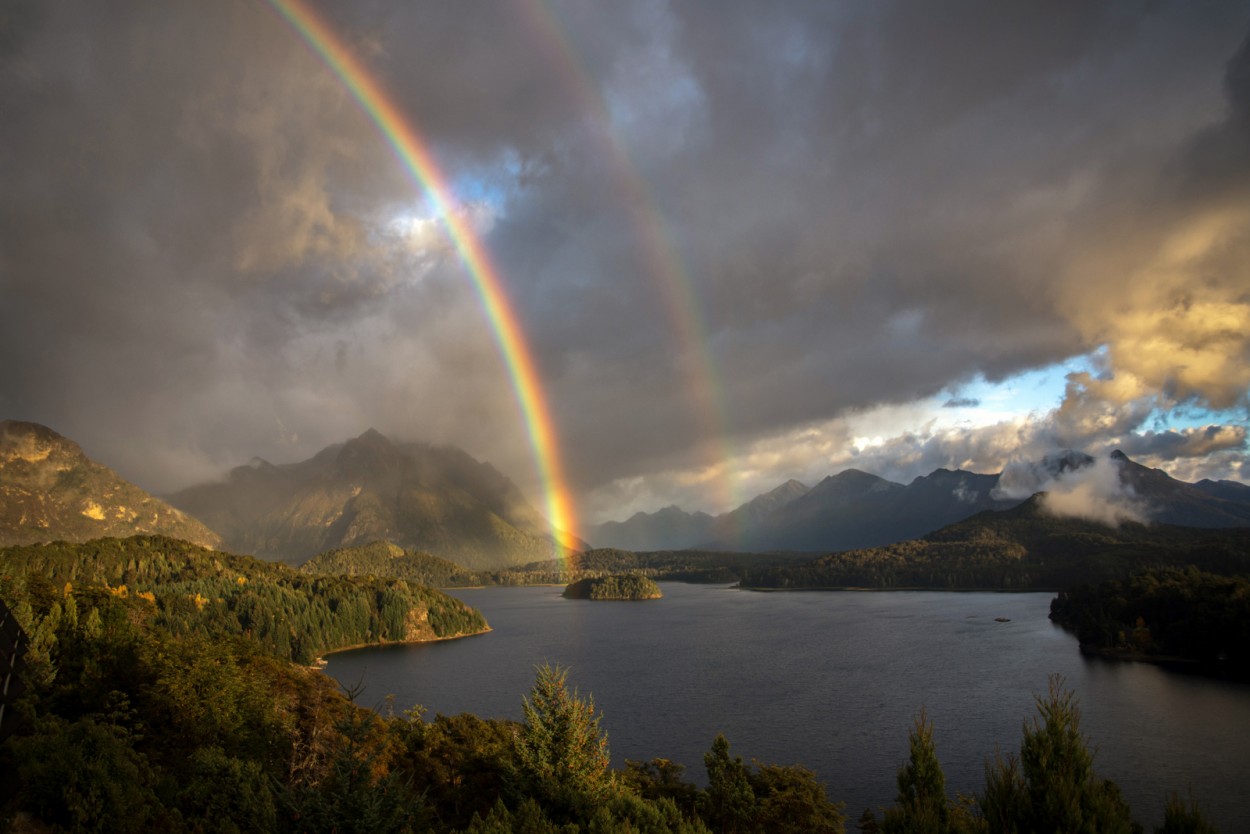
265, 0, 579, 553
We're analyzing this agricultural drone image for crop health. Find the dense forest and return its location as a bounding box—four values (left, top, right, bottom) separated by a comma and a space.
0, 537, 488, 665
739, 499, 1250, 591
300, 541, 482, 589
1050, 568, 1250, 678
562, 575, 662, 600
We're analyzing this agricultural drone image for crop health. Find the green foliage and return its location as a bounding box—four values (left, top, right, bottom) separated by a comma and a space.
462, 797, 578, 833
883, 710, 952, 834
1051, 567, 1250, 677
979, 675, 1138, 834
622, 758, 699, 815
699, 735, 757, 833
397, 711, 518, 830
563, 574, 663, 600
176, 746, 278, 834
739, 507, 1250, 591
1156, 792, 1220, 834
0, 536, 489, 664
280, 704, 421, 834
301, 540, 484, 588
749, 762, 846, 834
9, 714, 166, 833
512, 664, 614, 816
695, 734, 847, 834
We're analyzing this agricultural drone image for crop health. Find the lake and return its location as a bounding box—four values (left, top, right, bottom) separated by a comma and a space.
324, 584, 1250, 830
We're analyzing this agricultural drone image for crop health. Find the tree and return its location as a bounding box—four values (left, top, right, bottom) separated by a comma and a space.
980, 676, 1137, 834
1155, 792, 1219, 834
882, 709, 951, 834
512, 664, 613, 813
698, 734, 756, 834
750, 762, 846, 834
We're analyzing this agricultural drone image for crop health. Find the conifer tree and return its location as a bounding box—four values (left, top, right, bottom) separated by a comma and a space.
699, 734, 756, 834
512, 664, 613, 813
883, 709, 951, 834
980, 675, 1136, 834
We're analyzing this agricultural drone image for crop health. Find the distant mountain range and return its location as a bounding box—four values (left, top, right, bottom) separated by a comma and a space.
5, 419, 1248, 571
0, 420, 222, 549
167, 429, 586, 568
589, 451, 1250, 553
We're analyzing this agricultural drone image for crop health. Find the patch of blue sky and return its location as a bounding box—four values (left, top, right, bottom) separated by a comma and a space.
937, 346, 1248, 434
935, 351, 1105, 427
1143, 402, 1249, 433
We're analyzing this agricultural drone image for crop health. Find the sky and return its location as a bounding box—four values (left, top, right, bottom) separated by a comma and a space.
2, 0, 1249, 532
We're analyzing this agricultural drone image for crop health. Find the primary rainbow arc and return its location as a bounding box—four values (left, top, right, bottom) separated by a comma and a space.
265, 0, 578, 553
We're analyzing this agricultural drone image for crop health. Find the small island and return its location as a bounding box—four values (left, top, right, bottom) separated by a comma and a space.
562, 574, 663, 600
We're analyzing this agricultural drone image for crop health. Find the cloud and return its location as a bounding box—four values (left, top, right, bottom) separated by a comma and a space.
1, 0, 1248, 520
1117, 425, 1247, 462
1038, 457, 1149, 527
943, 397, 981, 409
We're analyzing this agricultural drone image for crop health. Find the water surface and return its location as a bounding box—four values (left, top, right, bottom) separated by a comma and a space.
325, 584, 1250, 829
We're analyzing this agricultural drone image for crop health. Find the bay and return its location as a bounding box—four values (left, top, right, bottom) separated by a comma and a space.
324, 584, 1250, 830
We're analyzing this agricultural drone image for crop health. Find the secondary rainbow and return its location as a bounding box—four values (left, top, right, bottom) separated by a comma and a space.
264, 0, 579, 552
513, 0, 745, 523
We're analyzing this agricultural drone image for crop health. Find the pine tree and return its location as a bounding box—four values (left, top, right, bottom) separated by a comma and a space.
883, 709, 951, 834
698, 734, 756, 834
980, 675, 1136, 834
512, 664, 613, 813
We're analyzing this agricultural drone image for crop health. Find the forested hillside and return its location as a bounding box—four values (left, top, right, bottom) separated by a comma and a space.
740, 497, 1250, 591
301, 541, 481, 588
0, 536, 488, 664
1050, 567, 1250, 678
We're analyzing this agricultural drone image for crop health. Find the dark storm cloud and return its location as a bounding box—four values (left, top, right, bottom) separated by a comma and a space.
1, 0, 1248, 520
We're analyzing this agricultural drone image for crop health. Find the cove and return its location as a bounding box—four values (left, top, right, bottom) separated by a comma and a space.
324, 584, 1250, 830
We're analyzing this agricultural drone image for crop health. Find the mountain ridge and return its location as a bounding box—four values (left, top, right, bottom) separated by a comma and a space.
592, 450, 1250, 553
0, 420, 221, 549
167, 429, 585, 568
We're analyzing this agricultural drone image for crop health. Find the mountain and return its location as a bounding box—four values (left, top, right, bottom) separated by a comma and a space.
732, 467, 1017, 552
590, 505, 716, 551
1110, 450, 1250, 527
588, 479, 811, 551
166, 429, 584, 568
707, 479, 811, 545
740, 495, 1250, 591
0, 420, 221, 549
592, 450, 1250, 554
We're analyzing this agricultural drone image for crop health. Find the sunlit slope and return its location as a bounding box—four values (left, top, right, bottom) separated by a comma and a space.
0, 420, 221, 550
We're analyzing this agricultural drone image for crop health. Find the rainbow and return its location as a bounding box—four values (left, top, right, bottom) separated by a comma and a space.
264, 0, 579, 554
513, 0, 745, 521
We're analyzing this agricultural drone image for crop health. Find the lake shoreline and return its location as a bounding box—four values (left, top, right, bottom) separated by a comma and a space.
314, 624, 493, 666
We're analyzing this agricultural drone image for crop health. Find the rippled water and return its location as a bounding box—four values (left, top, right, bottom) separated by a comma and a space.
324, 584, 1250, 830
